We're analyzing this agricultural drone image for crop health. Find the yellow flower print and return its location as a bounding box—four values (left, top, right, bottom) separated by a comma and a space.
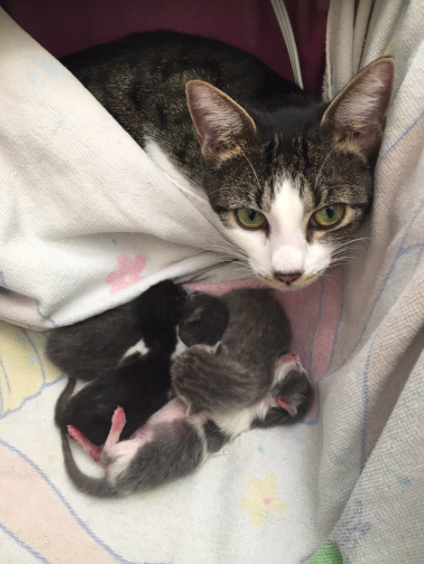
240, 474, 286, 526
0, 320, 62, 417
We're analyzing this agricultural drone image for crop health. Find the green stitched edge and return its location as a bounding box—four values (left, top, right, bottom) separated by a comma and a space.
306, 540, 343, 564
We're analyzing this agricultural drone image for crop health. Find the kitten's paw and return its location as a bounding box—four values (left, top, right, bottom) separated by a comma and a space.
112, 406, 127, 431
67, 425, 107, 466
273, 353, 312, 420
275, 353, 305, 379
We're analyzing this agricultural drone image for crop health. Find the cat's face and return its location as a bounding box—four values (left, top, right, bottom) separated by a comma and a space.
186, 58, 395, 289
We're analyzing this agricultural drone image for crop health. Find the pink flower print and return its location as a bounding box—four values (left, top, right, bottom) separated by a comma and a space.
106, 254, 146, 294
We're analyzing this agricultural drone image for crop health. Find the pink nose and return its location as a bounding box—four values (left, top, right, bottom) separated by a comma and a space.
275, 272, 302, 284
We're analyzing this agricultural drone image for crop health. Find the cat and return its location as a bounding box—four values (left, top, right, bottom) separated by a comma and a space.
60, 31, 395, 290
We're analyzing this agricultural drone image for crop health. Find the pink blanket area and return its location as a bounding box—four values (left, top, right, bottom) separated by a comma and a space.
0, 0, 328, 98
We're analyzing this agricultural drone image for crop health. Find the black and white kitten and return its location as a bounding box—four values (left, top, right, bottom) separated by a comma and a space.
60, 31, 395, 290
46, 281, 229, 382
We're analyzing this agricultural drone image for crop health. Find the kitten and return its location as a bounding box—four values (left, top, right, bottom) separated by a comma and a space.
172, 289, 312, 434
51, 282, 229, 445
47, 281, 229, 382
60, 355, 310, 497
60, 31, 395, 290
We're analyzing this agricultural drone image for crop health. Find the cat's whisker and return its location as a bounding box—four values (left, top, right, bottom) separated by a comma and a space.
241, 151, 262, 196
330, 244, 358, 256
331, 247, 363, 258
331, 238, 370, 255
234, 266, 253, 274
204, 243, 249, 260
321, 274, 340, 290
331, 251, 364, 263
233, 263, 254, 275
313, 146, 336, 193
333, 236, 370, 246
206, 248, 249, 263
329, 255, 361, 268
330, 249, 361, 259
331, 257, 360, 267
178, 234, 249, 262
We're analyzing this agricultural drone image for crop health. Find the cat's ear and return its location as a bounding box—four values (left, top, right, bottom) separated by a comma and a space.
212, 341, 223, 355
321, 57, 395, 161
187, 403, 203, 416
183, 307, 203, 325
212, 341, 228, 356
186, 80, 256, 162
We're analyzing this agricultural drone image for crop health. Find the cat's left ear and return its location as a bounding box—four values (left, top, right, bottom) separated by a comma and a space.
321, 57, 395, 161
186, 80, 257, 163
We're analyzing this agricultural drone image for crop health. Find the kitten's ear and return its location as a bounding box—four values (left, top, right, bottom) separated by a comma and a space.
187, 403, 203, 416
321, 57, 395, 161
212, 341, 228, 356
186, 80, 256, 162
183, 307, 203, 325
212, 341, 222, 355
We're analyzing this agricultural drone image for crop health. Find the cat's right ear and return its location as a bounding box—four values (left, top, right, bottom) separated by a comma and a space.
183, 307, 203, 326
213, 341, 222, 355
321, 57, 395, 162
186, 80, 256, 163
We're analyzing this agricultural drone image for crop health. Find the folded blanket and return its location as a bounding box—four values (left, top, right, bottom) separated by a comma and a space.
323, 1, 424, 562
0, 9, 249, 329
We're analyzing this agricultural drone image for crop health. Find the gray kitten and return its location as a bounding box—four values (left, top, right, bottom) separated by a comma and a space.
173, 289, 292, 416
60, 31, 395, 290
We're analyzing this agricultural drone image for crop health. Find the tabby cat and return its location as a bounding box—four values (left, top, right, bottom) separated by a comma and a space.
61, 31, 394, 289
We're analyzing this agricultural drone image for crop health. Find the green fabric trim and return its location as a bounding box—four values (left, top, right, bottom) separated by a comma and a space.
306, 540, 343, 564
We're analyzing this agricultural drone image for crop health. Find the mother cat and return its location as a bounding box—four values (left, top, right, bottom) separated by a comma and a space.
61, 31, 394, 290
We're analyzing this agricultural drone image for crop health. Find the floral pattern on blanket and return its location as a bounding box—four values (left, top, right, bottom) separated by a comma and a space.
106, 254, 146, 294
0, 320, 62, 418
240, 474, 286, 526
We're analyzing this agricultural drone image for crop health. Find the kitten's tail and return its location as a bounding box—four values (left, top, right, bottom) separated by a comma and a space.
61, 432, 118, 498
55, 377, 76, 425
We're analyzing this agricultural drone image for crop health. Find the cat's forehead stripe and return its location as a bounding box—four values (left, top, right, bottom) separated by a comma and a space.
271, 177, 304, 226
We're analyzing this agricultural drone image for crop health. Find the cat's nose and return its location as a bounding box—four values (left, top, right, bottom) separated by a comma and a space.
274, 272, 302, 284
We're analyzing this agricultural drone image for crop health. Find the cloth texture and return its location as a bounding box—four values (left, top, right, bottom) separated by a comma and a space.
0, 0, 328, 98
1, 1, 424, 562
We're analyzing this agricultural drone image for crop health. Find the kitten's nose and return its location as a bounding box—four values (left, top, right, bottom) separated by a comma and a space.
275, 272, 302, 284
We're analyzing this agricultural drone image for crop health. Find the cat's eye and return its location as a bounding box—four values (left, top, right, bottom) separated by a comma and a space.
235, 208, 267, 230
311, 204, 345, 228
